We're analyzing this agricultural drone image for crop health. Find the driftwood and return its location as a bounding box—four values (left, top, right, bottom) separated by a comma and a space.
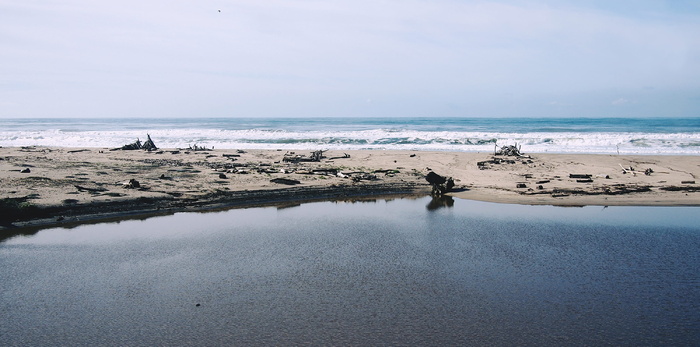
351, 173, 378, 182
114, 138, 141, 151
328, 153, 351, 160
122, 179, 140, 189
477, 157, 524, 170
270, 178, 301, 185
283, 150, 326, 163
311, 168, 338, 175
112, 134, 158, 151
142, 134, 157, 151
188, 144, 212, 151
75, 185, 107, 193
495, 143, 526, 157
425, 171, 454, 196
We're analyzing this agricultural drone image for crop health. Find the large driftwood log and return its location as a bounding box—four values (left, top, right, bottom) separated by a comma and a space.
425, 171, 454, 196
270, 178, 301, 185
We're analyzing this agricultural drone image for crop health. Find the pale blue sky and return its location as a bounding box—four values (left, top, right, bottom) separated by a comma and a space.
1, 0, 699, 118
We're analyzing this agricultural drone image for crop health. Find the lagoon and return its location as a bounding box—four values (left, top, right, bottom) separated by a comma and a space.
1, 197, 699, 346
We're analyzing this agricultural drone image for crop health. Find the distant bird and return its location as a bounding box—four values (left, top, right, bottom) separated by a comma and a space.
218, 9, 221, 12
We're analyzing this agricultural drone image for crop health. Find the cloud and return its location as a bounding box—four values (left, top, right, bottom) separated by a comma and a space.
548, 101, 572, 106
1, 0, 699, 117
612, 98, 630, 105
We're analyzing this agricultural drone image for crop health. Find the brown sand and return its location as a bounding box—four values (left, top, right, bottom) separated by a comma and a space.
1, 146, 699, 229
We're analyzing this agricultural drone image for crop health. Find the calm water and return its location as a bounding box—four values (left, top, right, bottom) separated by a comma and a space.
1, 197, 699, 346
1, 117, 699, 154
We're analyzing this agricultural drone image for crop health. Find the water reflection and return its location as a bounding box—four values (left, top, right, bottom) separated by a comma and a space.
1, 197, 699, 346
426, 195, 454, 211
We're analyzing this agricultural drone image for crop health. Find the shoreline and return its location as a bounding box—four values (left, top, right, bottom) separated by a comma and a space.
1, 146, 699, 231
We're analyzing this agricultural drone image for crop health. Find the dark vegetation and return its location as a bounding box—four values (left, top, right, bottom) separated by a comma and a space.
0, 197, 42, 223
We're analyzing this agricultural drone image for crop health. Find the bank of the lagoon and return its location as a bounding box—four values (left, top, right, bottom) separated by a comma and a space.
1, 197, 699, 346
1, 147, 699, 230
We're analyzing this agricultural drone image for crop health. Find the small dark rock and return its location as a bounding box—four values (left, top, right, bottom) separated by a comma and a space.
20, 168, 31, 173
219, 173, 227, 179
516, 183, 527, 188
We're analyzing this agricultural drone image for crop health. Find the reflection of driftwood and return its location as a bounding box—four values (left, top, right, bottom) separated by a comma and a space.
425, 171, 454, 196
427, 195, 454, 211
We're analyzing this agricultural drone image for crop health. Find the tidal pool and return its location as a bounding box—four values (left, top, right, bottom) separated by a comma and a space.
1, 197, 699, 346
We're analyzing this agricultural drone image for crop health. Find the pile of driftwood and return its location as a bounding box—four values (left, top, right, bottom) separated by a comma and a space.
495, 143, 526, 157
283, 150, 326, 163
188, 144, 213, 151
112, 134, 158, 151
425, 171, 454, 196
619, 164, 654, 176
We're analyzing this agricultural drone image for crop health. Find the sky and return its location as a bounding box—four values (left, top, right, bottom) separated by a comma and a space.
1, 0, 699, 118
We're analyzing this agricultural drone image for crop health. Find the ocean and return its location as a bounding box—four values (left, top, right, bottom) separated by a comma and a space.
1, 117, 699, 155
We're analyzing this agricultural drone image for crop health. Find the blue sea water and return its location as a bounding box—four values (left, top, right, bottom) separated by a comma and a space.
1, 117, 699, 154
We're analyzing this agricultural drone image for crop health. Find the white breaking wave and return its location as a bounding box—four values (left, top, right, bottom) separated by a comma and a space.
0, 128, 698, 155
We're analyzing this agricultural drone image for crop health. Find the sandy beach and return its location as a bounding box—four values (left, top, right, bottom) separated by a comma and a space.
1, 146, 699, 229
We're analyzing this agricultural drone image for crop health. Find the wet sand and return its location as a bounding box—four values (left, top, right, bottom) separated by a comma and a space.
1, 146, 698, 229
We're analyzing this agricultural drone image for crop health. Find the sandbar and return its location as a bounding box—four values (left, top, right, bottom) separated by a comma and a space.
1, 146, 698, 230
